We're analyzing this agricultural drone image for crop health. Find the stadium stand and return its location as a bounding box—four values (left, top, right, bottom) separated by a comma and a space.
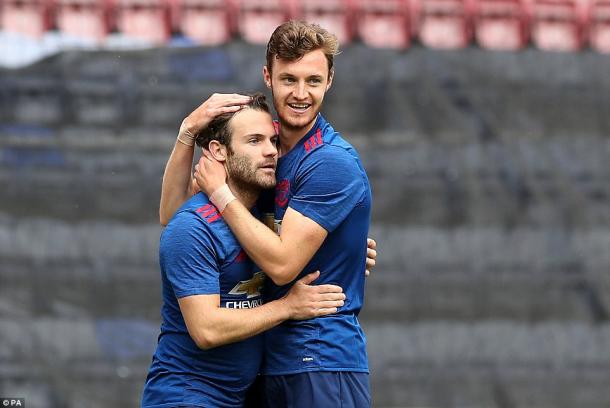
473, 0, 529, 50
355, 0, 412, 49
174, 0, 234, 46
8, 77, 65, 125
56, 0, 114, 43
67, 79, 123, 125
413, 0, 474, 49
293, 0, 355, 45
115, 0, 172, 45
589, 0, 610, 52
530, 0, 588, 51
0, 0, 54, 38
2, 42, 610, 407
236, 0, 294, 45
4, 0, 610, 53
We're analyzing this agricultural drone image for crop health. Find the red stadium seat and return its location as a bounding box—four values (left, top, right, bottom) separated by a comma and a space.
413, 0, 473, 49
293, 0, 355, 45
56, 0, 114, 43
237, 0, 293, 45
355, 0, 411, 49
473, 0, 528, 50
589, 0, 610, 53
175, 0, 234, 45
530, 0, 587, 51
0, 0, 54, 38
116, 0, 172, 45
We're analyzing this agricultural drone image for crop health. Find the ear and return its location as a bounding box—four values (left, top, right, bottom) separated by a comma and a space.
263, 65, 272, 88
326, 69, 334, 91
207, 141, 228, 163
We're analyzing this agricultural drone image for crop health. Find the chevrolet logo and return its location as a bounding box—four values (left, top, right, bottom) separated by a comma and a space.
228, 271, 265, 298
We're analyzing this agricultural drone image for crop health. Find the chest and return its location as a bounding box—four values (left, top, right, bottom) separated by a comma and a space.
274, 155, 302, 221
219, 248, 263, 306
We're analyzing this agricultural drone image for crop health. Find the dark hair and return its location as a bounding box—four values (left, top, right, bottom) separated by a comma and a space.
266, 20, 340, 74
195, 92, 270, 149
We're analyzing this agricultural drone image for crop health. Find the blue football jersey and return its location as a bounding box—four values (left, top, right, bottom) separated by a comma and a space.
262, 114, 372, 375
142, 193, 264, 408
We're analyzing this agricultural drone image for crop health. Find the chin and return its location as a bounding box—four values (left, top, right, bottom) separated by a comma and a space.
254, 176, 276, 190
255, 182, 275, 190
280, 112, 316, 129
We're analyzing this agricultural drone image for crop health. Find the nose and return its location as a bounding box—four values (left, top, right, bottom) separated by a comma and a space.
293, 81, 307, 100
263, 138, 278, 157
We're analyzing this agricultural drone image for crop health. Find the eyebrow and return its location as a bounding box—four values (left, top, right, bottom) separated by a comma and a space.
243, 133, 276, 138
278, 73, 324, 80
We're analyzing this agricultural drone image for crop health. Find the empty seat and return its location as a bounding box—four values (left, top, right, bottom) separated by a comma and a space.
413, 0, 473, 49
294, 0, 355, 45
56, 0, 114, 43
0, 0, 54, 38
175, 0, 234, 45
237, 0, 293, 45
355, 0, 411, 49
116, 0, 171, 45
473, 0, 528, 50
530, 0, 587, 51
589, 0, 610, 53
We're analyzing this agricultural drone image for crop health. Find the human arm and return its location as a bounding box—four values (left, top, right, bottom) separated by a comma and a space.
218, 204, 327, 286
159, 93, 252, 225
159, 138, 196, 226
195, 147, 366, 286
179, 271, 345, 350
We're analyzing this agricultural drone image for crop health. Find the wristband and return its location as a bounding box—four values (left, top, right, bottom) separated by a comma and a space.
177, 119, 196, 147
209, 184, 237, 213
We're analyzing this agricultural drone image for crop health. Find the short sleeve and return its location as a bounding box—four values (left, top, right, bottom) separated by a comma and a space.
289, 146, 366, 233
159, 211, 221, 298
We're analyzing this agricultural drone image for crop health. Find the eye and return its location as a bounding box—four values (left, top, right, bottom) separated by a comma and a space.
308, 78, 322, 85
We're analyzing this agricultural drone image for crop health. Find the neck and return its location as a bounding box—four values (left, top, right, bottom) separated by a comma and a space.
226, 178, 259, 210
279, 117, 318, 156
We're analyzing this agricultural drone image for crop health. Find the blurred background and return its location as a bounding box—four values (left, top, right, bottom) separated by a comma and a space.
1, 0, 610, 407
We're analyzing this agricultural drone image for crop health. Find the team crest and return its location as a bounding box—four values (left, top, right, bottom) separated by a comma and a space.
275, 179, 290, 208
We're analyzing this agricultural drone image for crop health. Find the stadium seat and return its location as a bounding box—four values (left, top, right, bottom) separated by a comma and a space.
355, 0, 411, 49
530, 0, 587, 51
175, 0, 234, 45
473, 0, 529, 50
116, 0, 172, 45
0, 0, 54, 38
237, 0, 293, 45
589, 0, 610, 53
293, 0, 355, 45
56, 0, 114, 43
413, 0, 473, 49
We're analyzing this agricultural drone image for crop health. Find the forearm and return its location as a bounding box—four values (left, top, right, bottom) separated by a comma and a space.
195, 299, 289, 349
159, 141, 195, 225
222, 201, 299, 284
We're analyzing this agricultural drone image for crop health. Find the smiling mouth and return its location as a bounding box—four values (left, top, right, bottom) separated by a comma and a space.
288, 103, 311, 112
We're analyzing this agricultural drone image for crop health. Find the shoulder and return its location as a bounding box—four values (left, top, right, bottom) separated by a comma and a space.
169, 194, 225, 231
161, 210, 210, 251
162, 198, 227, 254
299, 142, 360, 171
292, 142, 368, 197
